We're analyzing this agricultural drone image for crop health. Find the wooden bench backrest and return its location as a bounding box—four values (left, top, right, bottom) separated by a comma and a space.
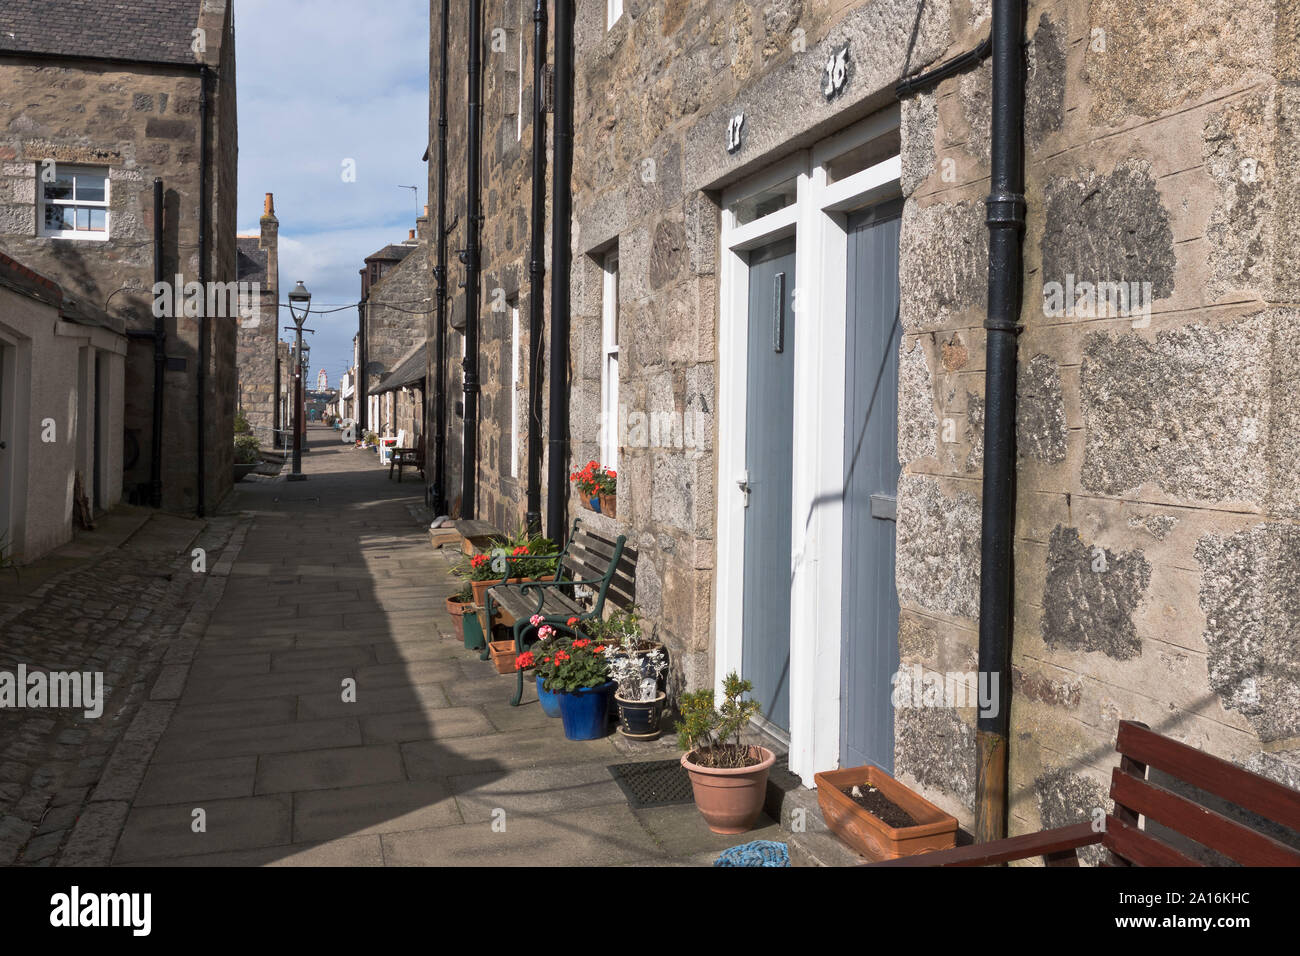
1104, 721, 1300, 867
560, 526, 637, 613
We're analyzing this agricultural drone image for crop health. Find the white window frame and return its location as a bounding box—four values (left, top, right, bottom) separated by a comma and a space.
606, 0, 623, 30
516, 32, 525, 143
714, 108, 901, 786
600, 252, 620, 471
39, 165, 111, 241
510, 299, 521, 479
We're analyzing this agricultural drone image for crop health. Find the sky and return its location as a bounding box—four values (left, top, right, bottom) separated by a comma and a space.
234, 0, 429, 391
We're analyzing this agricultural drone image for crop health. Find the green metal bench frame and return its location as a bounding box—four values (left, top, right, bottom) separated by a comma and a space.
479, 518, 632, 706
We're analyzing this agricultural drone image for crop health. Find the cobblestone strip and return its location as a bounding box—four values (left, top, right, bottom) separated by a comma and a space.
0, 514, 251, 866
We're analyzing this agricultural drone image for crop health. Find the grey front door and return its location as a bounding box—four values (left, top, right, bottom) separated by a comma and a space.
840, 198, 903, 770
741, 237, 796, 733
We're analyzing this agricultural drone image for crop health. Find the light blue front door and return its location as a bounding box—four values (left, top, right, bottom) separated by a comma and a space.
840, 198, 903, 770
741, 237, 796, 733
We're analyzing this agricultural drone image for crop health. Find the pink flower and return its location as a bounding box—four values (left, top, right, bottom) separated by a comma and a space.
530, 614, 544, 627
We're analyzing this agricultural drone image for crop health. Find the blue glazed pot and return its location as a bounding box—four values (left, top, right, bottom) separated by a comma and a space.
589, 496, 602, 514
537, 675, 561, 718
557, 681, 616, 740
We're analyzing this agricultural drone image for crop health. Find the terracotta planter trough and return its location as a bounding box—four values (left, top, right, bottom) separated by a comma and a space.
814, 765, 958, 861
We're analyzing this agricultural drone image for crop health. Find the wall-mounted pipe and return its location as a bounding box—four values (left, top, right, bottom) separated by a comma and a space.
975, 0, 1026, 844
150, 177, 165, 509
196, 63, 209, 518
545, 0, 575, 542
525, 0, 548, 535
461, 0, 484, 519
431, 0, 451, 515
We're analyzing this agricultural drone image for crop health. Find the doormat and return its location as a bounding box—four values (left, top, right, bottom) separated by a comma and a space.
607, 759, 695, 809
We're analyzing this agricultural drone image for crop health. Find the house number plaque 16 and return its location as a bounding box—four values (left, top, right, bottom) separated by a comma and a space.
823, 43, 850, 99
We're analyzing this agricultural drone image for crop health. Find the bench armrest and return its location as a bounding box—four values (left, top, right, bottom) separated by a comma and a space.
865, 822, 1102, 867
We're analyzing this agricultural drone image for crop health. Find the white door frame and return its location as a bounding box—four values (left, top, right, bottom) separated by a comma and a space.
715, 108, 901, 786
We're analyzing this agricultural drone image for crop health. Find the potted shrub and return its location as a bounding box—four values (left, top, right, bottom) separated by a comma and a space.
813, 766, 958, 860
586, 606, 662, 658
546, 635, 615, 741
678, 673, 776, 834
233, 432, 261, 482
569, 460, 616, 517
609, 646, 668, 739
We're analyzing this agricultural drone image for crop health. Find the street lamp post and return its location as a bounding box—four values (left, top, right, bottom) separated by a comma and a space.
287, 280, 312, 481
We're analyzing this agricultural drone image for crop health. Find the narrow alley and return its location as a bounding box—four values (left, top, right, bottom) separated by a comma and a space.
8, 426, 785, 867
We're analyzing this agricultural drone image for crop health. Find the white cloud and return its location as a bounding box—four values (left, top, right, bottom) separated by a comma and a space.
235, 0, 428, 383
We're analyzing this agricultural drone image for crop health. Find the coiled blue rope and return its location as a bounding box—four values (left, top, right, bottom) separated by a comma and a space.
714, 840, 790, 867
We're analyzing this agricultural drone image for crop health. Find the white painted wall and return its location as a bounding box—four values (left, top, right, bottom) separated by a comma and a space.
0, 286, 126, 564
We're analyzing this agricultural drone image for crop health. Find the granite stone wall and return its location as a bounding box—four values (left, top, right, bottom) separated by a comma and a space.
0, 0, 238, 515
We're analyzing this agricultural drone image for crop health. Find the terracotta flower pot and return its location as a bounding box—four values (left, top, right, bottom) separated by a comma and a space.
471, 576, 528, 608
445, 595, 470, 619
813, 765, 958, 861
599, 493, 617, 518
487, 639, 517, 675
681, 746, 776, 834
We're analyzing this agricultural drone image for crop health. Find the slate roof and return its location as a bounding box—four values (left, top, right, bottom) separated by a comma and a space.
365, 243, 416, 264
0, 0, 203, 65
372, 343, 427, 394
236, 237, 268, 286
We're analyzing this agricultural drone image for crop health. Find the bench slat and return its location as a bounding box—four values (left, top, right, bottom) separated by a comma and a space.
1103, 816, 1202, 867
1109, 768, 1300, 867
868, 822, 1100, 867
585, 529, 636, 560
1116, 721, 1300, 833
567, 541, 634, 579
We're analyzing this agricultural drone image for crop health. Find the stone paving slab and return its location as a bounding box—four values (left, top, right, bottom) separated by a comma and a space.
254, 744, 406, 794
358, 706, 495, 745
113, 794, 293, 863
378, 804, 666, 867
292, 780, 462, 842
153, 716, 363, 763
134, 755, 258, 806
450, 762, 628, 823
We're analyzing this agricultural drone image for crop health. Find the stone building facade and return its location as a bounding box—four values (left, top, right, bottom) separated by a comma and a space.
427, 0, 1299, 844
236, 193, 281, 447
0, 0, 240, 516
427, 0, 555, 529
360, 224, 430, 435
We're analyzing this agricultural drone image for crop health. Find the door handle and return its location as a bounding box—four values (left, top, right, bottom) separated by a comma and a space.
737, 472, 752, 508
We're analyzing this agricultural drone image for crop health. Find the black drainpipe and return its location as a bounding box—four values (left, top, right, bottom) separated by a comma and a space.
524, 0, 548, 535
358, 296, 368, 434
461, 0, 484, 519
196, 63, 210, 518
545, 0, 574, 543
895, 3, 1023, 842
150, 177, 165, 509
975, 0, 1025, 843
432, 0, 450, 515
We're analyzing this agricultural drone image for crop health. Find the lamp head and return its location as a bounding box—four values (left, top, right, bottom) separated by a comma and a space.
288, 280, 311, 325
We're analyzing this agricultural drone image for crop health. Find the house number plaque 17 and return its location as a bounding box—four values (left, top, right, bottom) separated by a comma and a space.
726, 112, 745, 154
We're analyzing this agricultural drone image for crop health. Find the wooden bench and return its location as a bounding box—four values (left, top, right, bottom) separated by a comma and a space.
870, 720, 1300, 867
481, 519, 637, 707
389, 434, 425, 482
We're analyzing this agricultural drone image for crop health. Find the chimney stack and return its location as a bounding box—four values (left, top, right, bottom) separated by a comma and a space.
259, 192, 279, 297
